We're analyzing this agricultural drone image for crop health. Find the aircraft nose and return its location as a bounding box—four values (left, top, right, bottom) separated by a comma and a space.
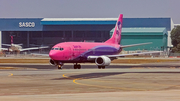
49, 50, 57, 59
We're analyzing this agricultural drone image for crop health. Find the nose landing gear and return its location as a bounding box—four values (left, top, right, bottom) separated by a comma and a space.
58, 65, 62, 69
57, 62, 64, 69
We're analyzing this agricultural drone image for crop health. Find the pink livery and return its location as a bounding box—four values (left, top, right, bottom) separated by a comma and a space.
49, 14, 160, 69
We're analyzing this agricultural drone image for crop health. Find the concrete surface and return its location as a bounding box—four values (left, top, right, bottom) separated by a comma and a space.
0, 63, 180, 100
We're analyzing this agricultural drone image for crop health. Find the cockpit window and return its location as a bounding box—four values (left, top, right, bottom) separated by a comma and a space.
51, 47, 64, 51
59, 48, 64, 50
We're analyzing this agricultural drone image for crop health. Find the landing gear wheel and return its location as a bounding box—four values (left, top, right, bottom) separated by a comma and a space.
102, 66, 105, 69
77, 65, 81, 69
74, 64, 81, 69
98, 66, 105, 69
57, 62, 64, 69
58, 65, 62, 69
74, 65, 77, 69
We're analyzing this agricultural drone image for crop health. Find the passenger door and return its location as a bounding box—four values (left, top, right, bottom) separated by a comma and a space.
62, 45, 72, 60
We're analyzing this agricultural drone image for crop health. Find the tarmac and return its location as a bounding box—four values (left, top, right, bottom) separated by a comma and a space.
0, 62, 180, 101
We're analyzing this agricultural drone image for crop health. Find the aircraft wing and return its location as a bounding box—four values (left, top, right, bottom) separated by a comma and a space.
0, 48, 8, 51
88, 51, 162, 59
15, 44, 23, 46
19, 46, 49, 51
31, 53, 49, 56
106, 51, 162, 58
2, 44, 11, 46
121, 42, 152, 48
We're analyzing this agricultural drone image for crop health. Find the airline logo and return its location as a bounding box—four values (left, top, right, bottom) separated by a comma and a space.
115, 21, 121, 44
116, 21, 121, 36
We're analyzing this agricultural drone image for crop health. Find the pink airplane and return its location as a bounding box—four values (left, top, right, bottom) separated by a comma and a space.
49, 14, 160, 69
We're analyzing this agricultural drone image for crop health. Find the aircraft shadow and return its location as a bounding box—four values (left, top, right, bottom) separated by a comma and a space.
52, 71, 180, 80
0, 64, 180, 70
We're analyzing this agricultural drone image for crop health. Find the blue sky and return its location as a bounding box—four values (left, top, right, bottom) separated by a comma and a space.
0, 0, 179, 23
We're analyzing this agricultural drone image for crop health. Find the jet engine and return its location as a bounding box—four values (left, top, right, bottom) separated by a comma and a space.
49, 59, 57, 66
95, 56, 111, 66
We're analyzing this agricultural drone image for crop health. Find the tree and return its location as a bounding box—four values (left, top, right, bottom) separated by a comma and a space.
170, 26, 180, 53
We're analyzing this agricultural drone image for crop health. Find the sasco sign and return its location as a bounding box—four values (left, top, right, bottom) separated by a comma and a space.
19, 22, 35, 28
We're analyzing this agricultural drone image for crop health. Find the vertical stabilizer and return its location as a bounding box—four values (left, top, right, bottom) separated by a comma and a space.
10, 35, 13, 44
105, 14, 123, 44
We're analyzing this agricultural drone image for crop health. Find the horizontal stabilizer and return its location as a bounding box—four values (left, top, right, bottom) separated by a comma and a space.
121, 42, 152, 48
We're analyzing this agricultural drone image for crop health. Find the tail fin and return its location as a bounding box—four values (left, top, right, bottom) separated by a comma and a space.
10, 35, 13, 44
105, 14, 123, 44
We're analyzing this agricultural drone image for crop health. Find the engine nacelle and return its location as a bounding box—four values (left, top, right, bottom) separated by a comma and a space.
49, 59, 57, 66
95, 56, 111, 66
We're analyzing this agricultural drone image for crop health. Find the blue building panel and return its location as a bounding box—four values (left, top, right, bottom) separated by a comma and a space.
123, 18, 171, 31
41, 18, 171, 31
0, 18, 171, 31
0, 18, 43, 31
41, 21, 116, 25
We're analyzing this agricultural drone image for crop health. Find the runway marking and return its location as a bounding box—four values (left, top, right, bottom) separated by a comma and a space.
72, 78, 146, 91
63, 72, 180, 87
75, 78, 180, 88
8, 73, 13, 77
63, 72, 180, 91
0, 71, 13, 77
63, 74, 69, 78
63, 73, 146, 91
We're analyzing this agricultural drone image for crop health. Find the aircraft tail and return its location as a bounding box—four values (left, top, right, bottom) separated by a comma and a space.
10, 35, 13, 44
105, 14, 123, 44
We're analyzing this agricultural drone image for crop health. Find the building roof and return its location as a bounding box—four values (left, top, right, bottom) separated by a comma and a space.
122, 27, 166, 33
41, 18, 172, 31
42, 18, 117, 21
41, 18, 117, 25
110, 27, 168, 35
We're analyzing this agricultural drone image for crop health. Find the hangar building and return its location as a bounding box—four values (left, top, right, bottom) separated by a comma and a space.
0, 17, 174, 51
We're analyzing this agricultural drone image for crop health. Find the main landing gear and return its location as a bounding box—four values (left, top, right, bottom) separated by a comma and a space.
74, 63, 81, 69
98, 66, 105, 69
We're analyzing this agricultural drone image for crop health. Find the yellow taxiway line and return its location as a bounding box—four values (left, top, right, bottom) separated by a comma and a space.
63, 72, 180, 91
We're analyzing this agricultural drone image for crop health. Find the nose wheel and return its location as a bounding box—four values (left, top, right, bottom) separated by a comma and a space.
57, 62, 64, 69
74, 63, 81, 69
58, 65, 63, 69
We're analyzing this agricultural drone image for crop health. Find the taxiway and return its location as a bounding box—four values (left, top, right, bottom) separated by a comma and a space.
0, 63, 180, 101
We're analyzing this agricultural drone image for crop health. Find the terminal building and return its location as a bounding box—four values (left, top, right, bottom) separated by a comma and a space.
0, 17, 174, 51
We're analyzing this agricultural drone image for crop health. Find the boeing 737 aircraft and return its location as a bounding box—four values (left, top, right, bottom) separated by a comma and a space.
0, 35, 49, 53
46, 14, 161, 69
